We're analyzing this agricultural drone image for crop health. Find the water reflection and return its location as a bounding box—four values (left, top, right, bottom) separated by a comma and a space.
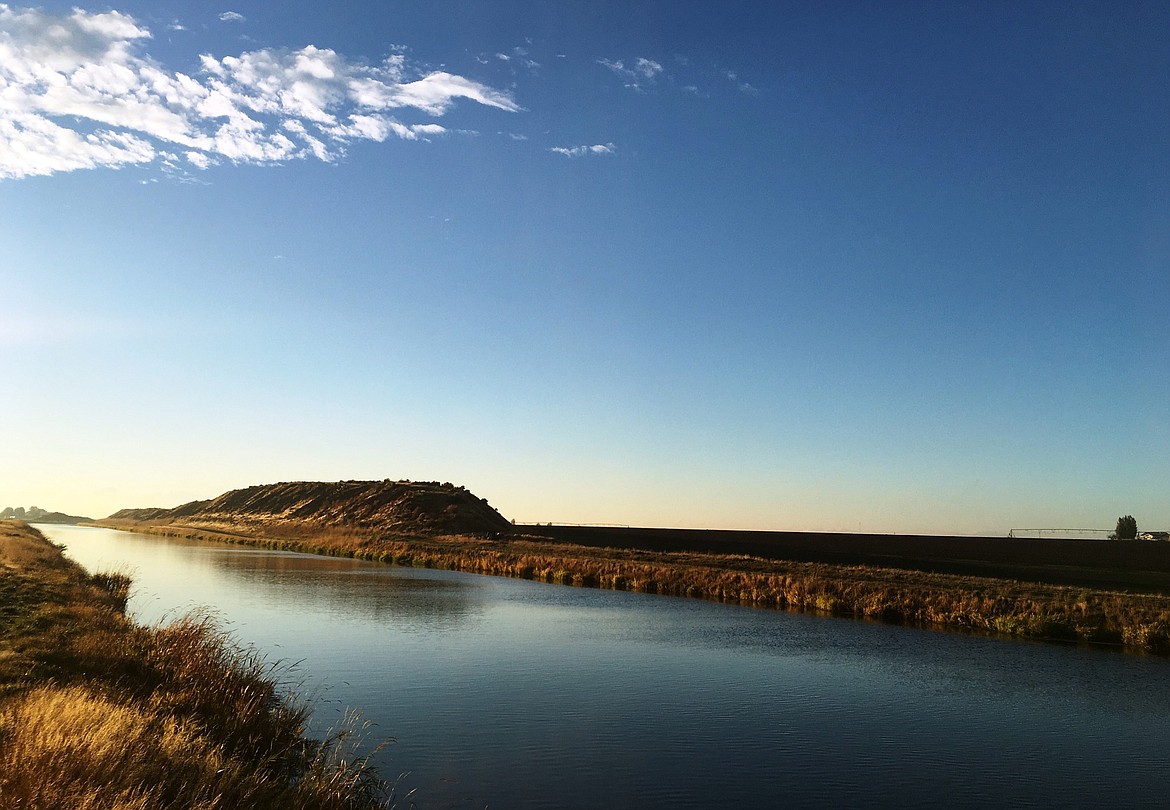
49, 524, 483, 633
43, 524, 1170, 810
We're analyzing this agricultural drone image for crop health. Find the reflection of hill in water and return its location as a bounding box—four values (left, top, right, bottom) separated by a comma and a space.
186, 544, 486, 633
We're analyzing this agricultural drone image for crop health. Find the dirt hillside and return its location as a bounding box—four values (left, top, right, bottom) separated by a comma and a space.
105, 479, 512, 537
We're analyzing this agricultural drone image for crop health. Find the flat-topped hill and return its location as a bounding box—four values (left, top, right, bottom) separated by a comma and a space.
105, 479, 512, 537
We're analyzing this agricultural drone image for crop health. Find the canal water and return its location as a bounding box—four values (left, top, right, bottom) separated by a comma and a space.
42, 524, 1170, 808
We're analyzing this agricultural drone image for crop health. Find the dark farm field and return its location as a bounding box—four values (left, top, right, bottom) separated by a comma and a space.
520, 525, 1170, 594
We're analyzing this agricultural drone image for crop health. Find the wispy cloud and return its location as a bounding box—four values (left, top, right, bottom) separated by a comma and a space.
597, 56, 665, 90
599, 54, 758, 99
549, 142, 615, 158
634, 58, 662, 79
218, 11, 245, 23
0, 6, 521, 179
721, 67, 759, 96
486, 45, 539, 75
597, 58, 627, 76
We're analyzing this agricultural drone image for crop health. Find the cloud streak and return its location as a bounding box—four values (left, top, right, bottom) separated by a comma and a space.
0, 6, 520, 179
549, 142, 615, 158
597, 56, 664, 90
493, 45, 539, 72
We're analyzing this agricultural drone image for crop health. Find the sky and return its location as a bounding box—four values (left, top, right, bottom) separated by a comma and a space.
1, 1, 1167, 535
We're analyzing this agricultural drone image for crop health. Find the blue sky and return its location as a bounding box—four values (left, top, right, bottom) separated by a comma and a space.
1, 1, 1167, 534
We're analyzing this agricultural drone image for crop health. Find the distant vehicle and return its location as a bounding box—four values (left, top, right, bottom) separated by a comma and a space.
1139, 532, 1169, 541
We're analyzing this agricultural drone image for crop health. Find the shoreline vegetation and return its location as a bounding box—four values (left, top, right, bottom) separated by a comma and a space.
0, 521, 395, 809
91, 517, 1170, 655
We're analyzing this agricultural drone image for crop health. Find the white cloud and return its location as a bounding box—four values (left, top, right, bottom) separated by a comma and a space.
598, 56, 665, 90
218, 11, 245, 23
185, 150, 212, 168
599, 53, 757, 101
634, 58, 662, 79
495, 46, 538, 71
0, 6, 521, 179
720, 67, 760, 95
387, 71, 520, 115
549, 142, 615, 158
324, 114, 447, 143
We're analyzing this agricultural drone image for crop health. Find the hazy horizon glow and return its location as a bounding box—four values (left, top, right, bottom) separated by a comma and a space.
2, 2, 1167, 535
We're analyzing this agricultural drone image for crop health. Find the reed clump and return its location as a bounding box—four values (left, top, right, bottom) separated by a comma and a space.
90, 569, 133, 612
0, 521, 396, 809
97, 519, 1170, 654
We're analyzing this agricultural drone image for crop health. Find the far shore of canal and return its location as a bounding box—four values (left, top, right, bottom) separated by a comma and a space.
89, 517, 1170, 655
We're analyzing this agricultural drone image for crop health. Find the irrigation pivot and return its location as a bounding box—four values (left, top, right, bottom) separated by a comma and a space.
1008, 528, 1113, 540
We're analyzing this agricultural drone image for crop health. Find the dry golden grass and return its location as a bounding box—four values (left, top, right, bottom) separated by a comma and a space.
99, 519, 1170, 655
0, 684, 251, 808
0, 521, 395, 809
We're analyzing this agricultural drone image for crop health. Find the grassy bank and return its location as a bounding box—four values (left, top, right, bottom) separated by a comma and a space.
95, 518, 1170, 655
0, 521, 395, 809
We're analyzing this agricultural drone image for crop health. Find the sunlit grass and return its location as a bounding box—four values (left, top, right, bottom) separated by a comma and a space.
101, 518, 1170, 654
0, 521, 397, 809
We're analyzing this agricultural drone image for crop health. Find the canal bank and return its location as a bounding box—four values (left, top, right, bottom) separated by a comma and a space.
45, 523, 1170, 809
93, 518, 1170, 654
0, 521, 391, 809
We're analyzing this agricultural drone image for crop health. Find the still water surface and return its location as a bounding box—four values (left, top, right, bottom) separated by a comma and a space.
42, 524, 1170, 808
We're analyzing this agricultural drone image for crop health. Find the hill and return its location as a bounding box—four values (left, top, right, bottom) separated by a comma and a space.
103, 479, 512, 537
0, 505, 93, 524
89, 481, 1170, 653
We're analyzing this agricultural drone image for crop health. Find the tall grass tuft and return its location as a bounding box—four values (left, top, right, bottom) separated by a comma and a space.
0, 612, 397, 809
90, 569, 133, 612
0, 522, 396, 809
0, 684, 260, 808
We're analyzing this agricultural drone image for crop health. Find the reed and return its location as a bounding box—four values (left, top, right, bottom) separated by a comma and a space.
0, 521, 396, 809
96, 519, 1170, 655
90, 569, 133, 612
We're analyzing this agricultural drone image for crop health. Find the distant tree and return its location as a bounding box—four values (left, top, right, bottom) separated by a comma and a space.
1115, 515, 1138, 540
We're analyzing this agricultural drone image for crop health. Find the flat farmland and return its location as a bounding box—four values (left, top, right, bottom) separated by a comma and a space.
519, 526, 1170, 594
